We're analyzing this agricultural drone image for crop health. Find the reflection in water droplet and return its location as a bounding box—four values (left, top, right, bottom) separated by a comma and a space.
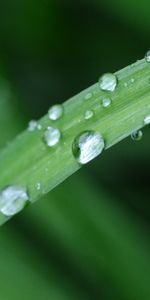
145, 50, 150, 63
0, 186, 29, 216
48, 104, 63, 121
102, 98, 111, 108
72, 131, 105, 165
99, 73, 117, 92
44, 127, 61, 147
131, 130, 143, 141
84, 110, 94, 120
144, 115, 150, 125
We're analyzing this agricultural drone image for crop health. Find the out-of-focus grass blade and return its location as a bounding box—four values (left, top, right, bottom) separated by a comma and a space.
0, 225, 86, 300
22, 173, 150, 300
96, 0, 150, 35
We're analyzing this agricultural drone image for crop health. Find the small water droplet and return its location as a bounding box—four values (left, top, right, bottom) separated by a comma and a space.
48, 104, 63, 121
0, 186, 29, 216
35, 182, 41, 191
72, 131, 105, 165
102, 98, 111, 108
37, 124, 42, 130
28, 120, 37, 132
124, 82, 128, 87
44, 126, 61, 147
131, 78, 135, 83
145, 50, 150, 63
144, 115, 150, 125
84, 92, 92, 100
84, 110, 94, 120
131, 130, 143, 141
99, 73, 117, 92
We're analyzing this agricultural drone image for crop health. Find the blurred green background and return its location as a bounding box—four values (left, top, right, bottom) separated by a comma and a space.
0, 1, 150, 299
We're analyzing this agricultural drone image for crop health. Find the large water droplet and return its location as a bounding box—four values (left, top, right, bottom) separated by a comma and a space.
131, 130, 143, 141
48, 104, 63, 121
145, 50, 150, 63
99, 73, 117, 92
102, 98, 111, 108
144, 115, 150, 125
72, 131, 105, 165
84, 110, 94, 120
0, 186, 29, 216
44, 126, 61, 147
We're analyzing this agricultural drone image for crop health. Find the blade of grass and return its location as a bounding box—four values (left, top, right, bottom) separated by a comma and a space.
0, 224, 86, 300
0, 58, 150, 224
0, 69, 87, 300
24, 173, 150, 300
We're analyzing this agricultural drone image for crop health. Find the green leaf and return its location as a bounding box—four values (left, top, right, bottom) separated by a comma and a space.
0, 58, 150, 225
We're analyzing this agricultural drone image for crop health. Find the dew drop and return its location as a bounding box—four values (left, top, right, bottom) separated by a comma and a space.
84, 110, 94, 120
44, 126, 61, 147
72, 131, 105, 165
131, 78, 135, 83
37, 124, 42, 130
48, 104, 63, 121
144, 115, 150, 125
99, 73, 117, 92
0, 185, 29, 216
84, 92, 92, 100
131, 130, 143, 141
35, 182, 41, 191
145, 50, 150, 63
102, 98, 111, 108
28, 120, 37, 132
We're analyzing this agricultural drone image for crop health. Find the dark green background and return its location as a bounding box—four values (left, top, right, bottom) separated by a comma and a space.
0, 1, 150, 299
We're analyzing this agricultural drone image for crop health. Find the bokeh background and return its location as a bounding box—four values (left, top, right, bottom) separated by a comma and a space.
0, 1, 150, 299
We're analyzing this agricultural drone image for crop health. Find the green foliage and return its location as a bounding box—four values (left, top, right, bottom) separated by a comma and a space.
0, 2, 150, 300
0, 59, 150, 225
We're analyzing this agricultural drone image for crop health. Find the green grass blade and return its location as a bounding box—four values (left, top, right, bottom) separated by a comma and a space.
0, 58, 150, 224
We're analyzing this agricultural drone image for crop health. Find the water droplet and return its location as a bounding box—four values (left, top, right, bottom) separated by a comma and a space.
44, 126, 61, 147
84, 92, 92, 100
48, 104, 63, 121
145, 50, 150, 63
131, 78, 135, 83
124, 82, 128, 87
131, 130, 143, 141
0, 186, 29, 216
102, 98, 111, 108
72, 131, 105, 165
37, 124, 42, 130
35, 182, 41, 191
144, 115, 150, 125
99, 73, 117, 92
84, 110, 94, 120
28, 120, 37, 132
